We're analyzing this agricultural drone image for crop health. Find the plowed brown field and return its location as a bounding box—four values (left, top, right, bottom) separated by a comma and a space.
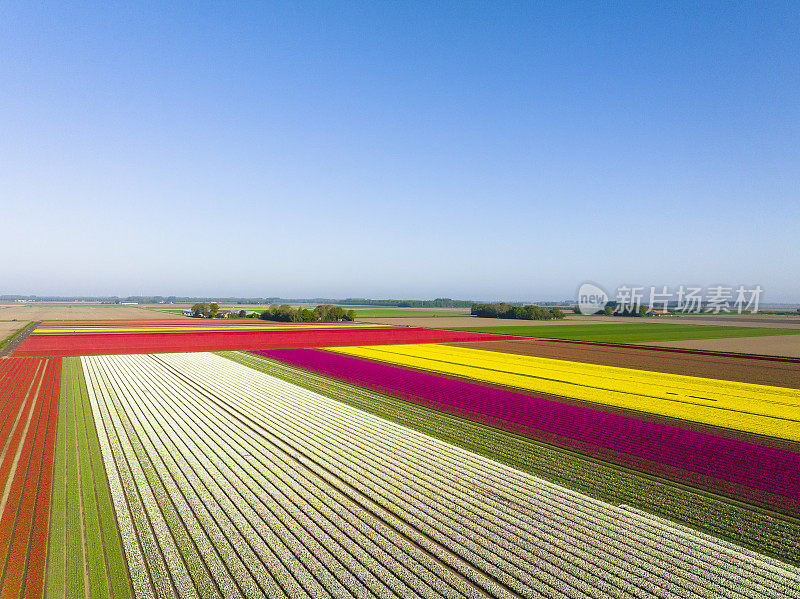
643, 335, 800, 358
0, 305, 185, 321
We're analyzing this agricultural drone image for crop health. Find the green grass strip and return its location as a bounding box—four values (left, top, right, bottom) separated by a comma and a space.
77, 361, 134, 599
445, 322, 800, 342
75, 358, 110, 599
220, 349, 800, 566
46, 357, 132, 599
45, 359, 69, 598
66, 359, 86, 599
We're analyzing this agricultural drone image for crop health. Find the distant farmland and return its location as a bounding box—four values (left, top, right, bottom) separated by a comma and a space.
351, 308, 470, 318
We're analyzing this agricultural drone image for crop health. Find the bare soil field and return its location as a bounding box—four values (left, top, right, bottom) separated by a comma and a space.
0, 304, 186, 320
448, 339, 800, 388
680, 314, 800, 325
0, 321, 28, 341
350, 306, 472, 313
642, 335, 800, 358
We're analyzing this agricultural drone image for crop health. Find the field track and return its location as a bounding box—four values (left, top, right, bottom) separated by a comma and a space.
448, 339, 800, 388
14, 327, 515, 357
0, 357, 59, 598
80, 352, 800, 598
259, 347, 800, 514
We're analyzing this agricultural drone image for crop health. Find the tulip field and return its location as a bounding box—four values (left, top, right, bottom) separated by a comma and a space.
0, 357, 59, 598
257, 346, 800, 514
79, 352, 800, 597
14, 321, 514, 357
328, 344, 800, 440
0, 319, 798, 596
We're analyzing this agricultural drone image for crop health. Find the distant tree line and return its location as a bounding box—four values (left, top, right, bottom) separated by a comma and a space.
471, 303, 566, 320
259, 304, 356, 323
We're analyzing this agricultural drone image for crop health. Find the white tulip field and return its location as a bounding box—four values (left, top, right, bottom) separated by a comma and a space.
78, 352, 800, 599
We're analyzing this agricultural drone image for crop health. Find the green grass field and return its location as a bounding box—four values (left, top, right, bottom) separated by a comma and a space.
445, 322, 800, 343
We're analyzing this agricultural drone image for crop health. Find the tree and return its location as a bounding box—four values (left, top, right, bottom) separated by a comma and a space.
210, 303, 220, 316
472, 302, 565, 321
191, 302, 210, 317
639, 304, 649, 317
604, 306, 613, 316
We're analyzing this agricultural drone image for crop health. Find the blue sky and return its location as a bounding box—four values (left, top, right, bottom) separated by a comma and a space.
1, 2, 798, 301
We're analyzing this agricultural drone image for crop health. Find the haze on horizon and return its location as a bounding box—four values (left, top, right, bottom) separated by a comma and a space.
2, 3, 798, 303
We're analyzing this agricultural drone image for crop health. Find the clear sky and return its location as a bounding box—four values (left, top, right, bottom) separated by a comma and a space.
2, 2, 798, 302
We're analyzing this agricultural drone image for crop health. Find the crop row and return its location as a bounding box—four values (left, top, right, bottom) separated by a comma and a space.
257, 347, 800, 515
84, 352, 800, 598
330, 343, 800, 440
155, 352, 800, 598
0, 357, 60, 598
83, 354, 493, 598
14, 327, 512, 357
221, 349, 800, 565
